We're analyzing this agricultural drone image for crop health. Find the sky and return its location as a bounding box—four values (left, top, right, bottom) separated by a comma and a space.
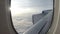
11, 0, 53, 16
11, 0, 53, 7
11, 0, 53, 34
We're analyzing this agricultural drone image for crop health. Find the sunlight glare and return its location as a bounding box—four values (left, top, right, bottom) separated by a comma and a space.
10, 7, 36, 16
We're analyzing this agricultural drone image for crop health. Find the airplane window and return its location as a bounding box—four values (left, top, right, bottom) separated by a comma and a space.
10, 0, 53, 34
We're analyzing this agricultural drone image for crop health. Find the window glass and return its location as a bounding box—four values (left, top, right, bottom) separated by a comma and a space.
10, 0, 53, 34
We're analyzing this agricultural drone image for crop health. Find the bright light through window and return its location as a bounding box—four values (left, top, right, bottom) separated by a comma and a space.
11, 0, 53, 34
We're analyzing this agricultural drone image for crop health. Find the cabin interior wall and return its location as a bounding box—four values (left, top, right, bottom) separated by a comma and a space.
0, 0, 16, 34
47, 0, 60, 34
54, 0, 60, 34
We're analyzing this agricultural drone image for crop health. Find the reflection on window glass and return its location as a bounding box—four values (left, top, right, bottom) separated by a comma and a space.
10, 0, 53, 34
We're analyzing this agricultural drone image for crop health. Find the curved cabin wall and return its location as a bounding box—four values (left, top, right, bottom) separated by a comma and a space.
54, 0, 60, 34
47, 0, 60, 34
0, 0, 16, 34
